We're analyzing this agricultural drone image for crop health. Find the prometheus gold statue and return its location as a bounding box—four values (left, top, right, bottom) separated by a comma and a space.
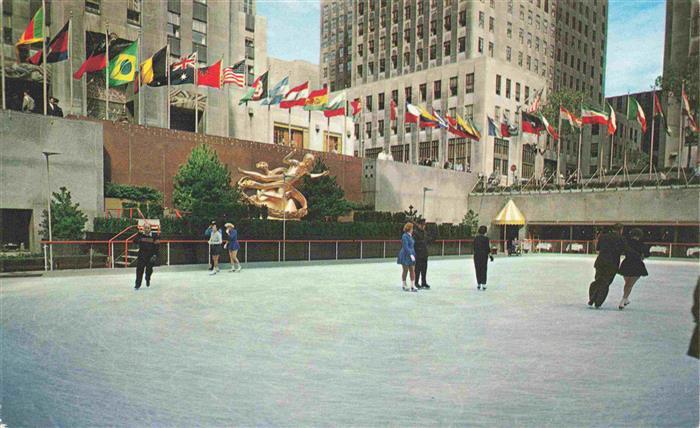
237, 152, 329, 220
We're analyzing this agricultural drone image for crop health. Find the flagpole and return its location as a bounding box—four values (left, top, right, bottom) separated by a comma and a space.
577, 127, 582, 183
287, 108, 292, 146
0, 0, 5, 110
678, 82, 685, 178
81, 6, 87, 116
556, 105, 562, 185
343, 100, 348, 154
609, 133, 614, 171
41, 0, 47, 115
137, 29, 142, 125
194, 55, 198, 133
105, 22, 109, 120
166, 43, 170, 129
649, 85, 656, 178
68, 15, 73, 115
326, 115, 330, 152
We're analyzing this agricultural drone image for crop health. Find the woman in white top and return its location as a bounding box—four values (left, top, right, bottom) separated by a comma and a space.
208, 223, 223, 275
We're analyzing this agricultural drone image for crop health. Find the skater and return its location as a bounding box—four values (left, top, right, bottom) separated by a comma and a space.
208, 223, 223, 275
617, 228, 649, 310
134, 223, 159, 290
204, 220, 216, 270
588, 223, 626, 308
413, 219, 430, 289
473, 225, 494, 290
397, 222, 417, 292
224, 222, 242, 272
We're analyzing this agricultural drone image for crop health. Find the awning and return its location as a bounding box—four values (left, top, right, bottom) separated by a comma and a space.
492, 199, 526, 225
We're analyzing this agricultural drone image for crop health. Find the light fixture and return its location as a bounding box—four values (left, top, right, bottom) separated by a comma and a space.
315, 124, 320, 133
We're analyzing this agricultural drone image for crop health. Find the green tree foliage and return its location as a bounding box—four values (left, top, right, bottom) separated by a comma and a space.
656, 55, 699, 105
461, 209, 479, 236
172, 144, 241, 212
540, 89, 588, 138
104, 183, 162, 202
299, 159, 352, 221
40, 187, 88, 240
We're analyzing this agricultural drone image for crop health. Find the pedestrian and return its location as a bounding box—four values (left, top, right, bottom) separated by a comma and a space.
208, 223, 223, 275
47, 97, 63, 117
22, 90, 35, 113
134, 223, 159, 290
473, 225, 494, 290
397, 222, 417, 292
588, 223, 626, 308
617, 228, 649, 310
413, 219, 430, 289
204, 220, 216, 270
688, 279, 699, 359
224, 222, 242, 272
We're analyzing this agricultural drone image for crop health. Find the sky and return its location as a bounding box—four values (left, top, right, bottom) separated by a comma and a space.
256, 0, 666, 97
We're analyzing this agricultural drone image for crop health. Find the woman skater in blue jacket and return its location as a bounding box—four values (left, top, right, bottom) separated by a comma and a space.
397, 222, 418, 292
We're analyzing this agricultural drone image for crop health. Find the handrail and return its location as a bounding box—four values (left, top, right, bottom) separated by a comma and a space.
107, 225, 137, 268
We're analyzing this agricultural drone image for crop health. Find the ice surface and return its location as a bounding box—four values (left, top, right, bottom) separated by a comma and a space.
1, 255, 698, 427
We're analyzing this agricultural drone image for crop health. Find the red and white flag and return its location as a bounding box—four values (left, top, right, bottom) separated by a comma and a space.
350, 98, 362, 116
539, 113, 559, 140
405, 103, 420, 124
682, 84, 699, 132
222, 60, 245, 87
560, 106, 582, 128
390, 99, 397, 121
526, 89, 542, 113
607, 103, 617, 136
279, 81, 309, 109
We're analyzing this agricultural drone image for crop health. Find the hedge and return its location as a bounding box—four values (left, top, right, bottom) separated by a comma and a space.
105, 183, 163, 202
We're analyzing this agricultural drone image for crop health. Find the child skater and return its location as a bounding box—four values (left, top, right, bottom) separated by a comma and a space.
224, 223, 242, 272
397, 222, 418, 292
617, 228, 649, 309
473, 225, 494, 290
208, 223, 223, 275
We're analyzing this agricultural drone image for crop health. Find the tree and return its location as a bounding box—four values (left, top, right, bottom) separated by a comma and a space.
461, 209, 479, 236
40, 187, 88, 240
656, 54, 699, 105
299, 159, 352, 221
172, 144, 240, 212
540, 89, 588, 138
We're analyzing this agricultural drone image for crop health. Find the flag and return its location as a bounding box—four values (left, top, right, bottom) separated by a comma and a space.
303, 87, 329, 111
521, 111, 544, 134
350, 98, 362, 116
107, 40, 138, 87
415, 105, 440, 128
261, 76, 289, 106
323, 93, 346, 117
223, 60, 245, 87
526, 88, 542, 113
682, 85, 699, 132
488, 116, 501, 137
432, 110, 449, 129
607, 103, 617, 135
626, 96, 647, 133
458, 114, 481, 140
580, 104, 609, 126
560, 106, 582, 128
500, 122, 511, 138
280, 81, 309, 109
390, 99, 397, 121
139, 45, 167, 87
405, 103, 420, 123
169, 54, 197, 85
74, 52, 107, 79
172, 53, 196, 71
197, 59, 222, 88
16, 7, 44, 46
252, 71, 269, 100
445, 115, 469, 138
539, 113, 559, 140
653, 92, 672, 136
27, 21, 69, 65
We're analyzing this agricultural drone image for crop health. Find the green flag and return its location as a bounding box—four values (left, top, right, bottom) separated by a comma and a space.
238, 86, 255, 105
108, 41, 138, 87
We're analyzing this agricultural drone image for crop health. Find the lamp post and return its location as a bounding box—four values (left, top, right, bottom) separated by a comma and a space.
282, 173, 288, 261
42, 151, 61, 270
422, 187, 433, 218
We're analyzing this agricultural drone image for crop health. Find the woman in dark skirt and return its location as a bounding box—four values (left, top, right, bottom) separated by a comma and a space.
397, 222, 417, 292
473, 225, 494, 290
618, 228, 649, 309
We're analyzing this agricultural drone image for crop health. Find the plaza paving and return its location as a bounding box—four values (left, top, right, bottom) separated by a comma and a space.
1, 255, 698, 427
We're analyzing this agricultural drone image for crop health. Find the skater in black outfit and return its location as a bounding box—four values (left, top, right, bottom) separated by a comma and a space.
588, 223, 626, 308
413, 219, 431, 289
473, 225, 494, 290
134, 223, 159, 290
617, 228, 649, 309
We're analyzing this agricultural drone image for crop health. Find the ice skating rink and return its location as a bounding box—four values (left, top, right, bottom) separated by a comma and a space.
2, 255, 698, 427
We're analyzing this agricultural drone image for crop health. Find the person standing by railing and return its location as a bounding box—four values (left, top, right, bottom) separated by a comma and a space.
588, 223, 626, 308
224, 223, 242, 272
134, 223, 159, 290
208, 223, 223, 275
617, 228, 649, 310
473, 225, 494, 290
204, 220, 216, 271
397, 222, 417, 292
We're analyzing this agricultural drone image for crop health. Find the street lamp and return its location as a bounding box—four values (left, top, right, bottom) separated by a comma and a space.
42, 150, 61, 270
282, 173, 289, 261
422, 187, 433, 218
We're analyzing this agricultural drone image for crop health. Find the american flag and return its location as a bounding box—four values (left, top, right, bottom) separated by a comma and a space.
526, 88, 543, 113
171, 53, 197, 71
223, 60, 245, 87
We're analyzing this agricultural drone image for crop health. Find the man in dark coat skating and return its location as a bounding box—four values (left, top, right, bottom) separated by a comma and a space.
134, 223, 159, 290
413, 219, 431, 289
588, 223, 626, 308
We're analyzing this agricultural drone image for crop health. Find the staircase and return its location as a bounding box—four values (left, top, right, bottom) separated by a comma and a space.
114, 247, 139, 267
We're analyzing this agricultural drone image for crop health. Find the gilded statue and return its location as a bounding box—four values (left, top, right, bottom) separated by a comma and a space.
236, 152, 329, 220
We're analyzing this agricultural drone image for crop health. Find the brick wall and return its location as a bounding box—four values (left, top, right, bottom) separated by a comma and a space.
101, 121, 363, 208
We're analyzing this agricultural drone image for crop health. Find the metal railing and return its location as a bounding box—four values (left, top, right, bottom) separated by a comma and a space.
36, 238, 700, 271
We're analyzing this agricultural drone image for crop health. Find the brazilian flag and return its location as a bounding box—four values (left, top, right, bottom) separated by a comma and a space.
108, 41, 138, 87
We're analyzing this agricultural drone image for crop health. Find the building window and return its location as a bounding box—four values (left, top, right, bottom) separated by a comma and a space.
590, 142, 598, 157
507, 21, 512, 39
449, 76, 458, 97
127, 0, 141, 26
479, 12, 484, 28
494, 138, 509, 175
245, 38, 254, 60
430, 19, 437, 35
167, 12, 181, 38
464, 104, 474, 120
434, 80, 441, 99
495, 74, 501, 95
378, 120, 385, 137
379, 58, 386, 73
478, 37, 484, 53
419, 83, 427, 101
522, 146, 535, 178
459, 10, 467, 26
506, 46, 512, 62
505, 78, 511, 99
365, 147, 382, 159
444, 15, 451, 31
405, 87, 412, 104
515, 82, 521, 101
458, 36, 466, 53
488, 42, 494, 57
443, 41, 451, 56
465, 73, 474, 94
366, 95, 373, 112
447, 138, 471, 169
430, 44, 437, 60
366, 122, 372, 138
378, 93, 385, 110
85, 0, 101, 14
489, 16, 495, 32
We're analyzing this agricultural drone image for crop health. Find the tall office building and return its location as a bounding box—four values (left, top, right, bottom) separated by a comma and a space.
659, 0, 699, 169
321, 0, 609, 180
320, 0, 353, 91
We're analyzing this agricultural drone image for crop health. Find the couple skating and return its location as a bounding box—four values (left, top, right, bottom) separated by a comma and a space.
588, 224, 649, 309
396, 220, 431, 292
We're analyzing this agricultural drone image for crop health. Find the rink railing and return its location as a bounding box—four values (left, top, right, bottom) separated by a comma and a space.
36, 239, 700, 271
